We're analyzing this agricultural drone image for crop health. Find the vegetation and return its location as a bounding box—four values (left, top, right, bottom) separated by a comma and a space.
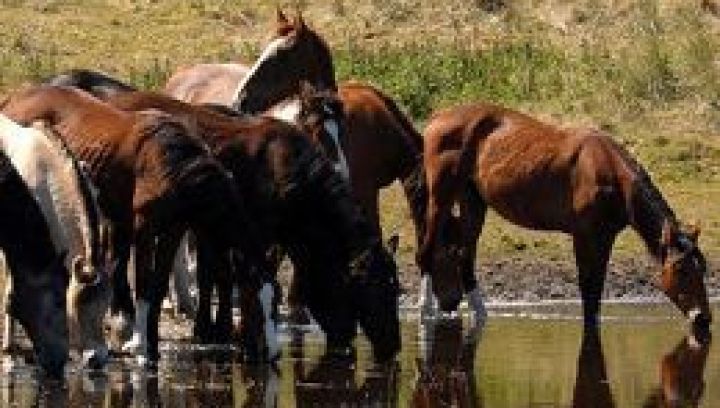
1, 0, 719, 264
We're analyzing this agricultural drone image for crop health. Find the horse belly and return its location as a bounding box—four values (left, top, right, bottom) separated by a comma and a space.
478, 172, 574, 232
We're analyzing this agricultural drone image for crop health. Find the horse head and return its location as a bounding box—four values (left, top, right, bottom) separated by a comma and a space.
9, 253, 69, 378
297, 81, 349, 178
232, 9, 336, 114
348, 236, 402, 363
658, 220, 712, 336
420, 212, 473, 313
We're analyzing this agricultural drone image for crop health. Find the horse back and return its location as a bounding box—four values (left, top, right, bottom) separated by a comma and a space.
164, 63, 249, 105
425, 103, 630, 231
339, 81, 422, 186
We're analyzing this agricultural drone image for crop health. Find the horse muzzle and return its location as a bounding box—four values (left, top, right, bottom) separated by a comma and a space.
688, 308, 712, 341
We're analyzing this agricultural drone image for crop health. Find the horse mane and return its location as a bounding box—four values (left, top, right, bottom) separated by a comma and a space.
600, 131, 679, 258
360, 82, 429, 239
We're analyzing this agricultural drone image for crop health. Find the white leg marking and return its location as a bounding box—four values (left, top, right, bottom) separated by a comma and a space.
259, 283, 280, 360
468, 287, 488, 324
419, 275, 438, 319
82, 344, 109, 369
323, 119, 351, 180
265, 367, 279, 407
123, 300, 149, 359
688, 308, 702, 323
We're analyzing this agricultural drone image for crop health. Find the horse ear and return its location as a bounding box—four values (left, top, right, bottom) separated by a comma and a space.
386, 234, 400, 255
661, 219, 675, 248
294, 12, 306, 32
686, 222, 701, 244
276, 7, 289, 25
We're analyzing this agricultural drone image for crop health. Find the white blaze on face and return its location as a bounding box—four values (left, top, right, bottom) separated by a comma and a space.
259, 282, 279, 359
233, 36, 294, 108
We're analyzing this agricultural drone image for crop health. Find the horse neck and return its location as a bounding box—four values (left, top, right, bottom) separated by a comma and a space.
379, 91, 427, 241
622, 155, 678, 260
26, 127, 96, 268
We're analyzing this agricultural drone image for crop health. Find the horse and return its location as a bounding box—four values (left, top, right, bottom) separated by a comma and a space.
102, 90, 402, 362
420, 102, 712, 332
0, 114, 111, 368
0, 85, 277, 364
0, 149, 69, 378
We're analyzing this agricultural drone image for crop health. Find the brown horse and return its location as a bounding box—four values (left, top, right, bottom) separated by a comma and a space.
165, 9, 336, 115
0, 150, 69, 378
420, 102, 711, 331
102, 90, 402, 362
0, 85, 274, 364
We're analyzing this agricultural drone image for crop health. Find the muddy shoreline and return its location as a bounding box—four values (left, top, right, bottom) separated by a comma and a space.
277, 255, 720, 308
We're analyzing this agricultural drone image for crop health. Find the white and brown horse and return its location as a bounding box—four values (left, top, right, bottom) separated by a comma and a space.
0, 114, 111, 368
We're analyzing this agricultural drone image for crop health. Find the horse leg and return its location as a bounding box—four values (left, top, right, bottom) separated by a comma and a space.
460, 188, 488, 325
418, 158, 456, 319
572, 231, 616, 328
211, 248, 234, 344
2, 269, 16, 353
109, 224, 135, 347
145, 229, 183, 362
235, 249, 280, 362
170, 232, 197, 319
121, 229, 154, 361
193, 234, 216, 344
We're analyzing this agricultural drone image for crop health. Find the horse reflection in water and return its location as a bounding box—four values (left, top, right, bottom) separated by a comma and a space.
573, 328, 711, 408
412, 319, 483, 408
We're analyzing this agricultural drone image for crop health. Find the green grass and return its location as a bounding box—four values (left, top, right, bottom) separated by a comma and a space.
1, 0, 719, 266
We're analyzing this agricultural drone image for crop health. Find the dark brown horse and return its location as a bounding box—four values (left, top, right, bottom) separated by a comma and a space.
102, 90, 401, 362
0, 150, 69, 378
165, 9, 336, 116
0, 85, 274, 364
420, 103, 711, 332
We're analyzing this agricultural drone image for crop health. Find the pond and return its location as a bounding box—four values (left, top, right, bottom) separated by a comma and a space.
2, 303, 718, 407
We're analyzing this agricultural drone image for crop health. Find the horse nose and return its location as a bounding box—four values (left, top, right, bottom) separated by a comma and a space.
690, 310, 712, 340
438, 293, 462, 313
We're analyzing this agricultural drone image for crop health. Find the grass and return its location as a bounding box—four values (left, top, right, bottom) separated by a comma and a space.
1, 0, 719, 267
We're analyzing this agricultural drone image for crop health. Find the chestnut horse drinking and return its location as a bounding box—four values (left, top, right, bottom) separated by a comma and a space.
1, 85, 275, 364
103, 91, 402, 362
0, 149, 69, 378
421, 103, 711, 332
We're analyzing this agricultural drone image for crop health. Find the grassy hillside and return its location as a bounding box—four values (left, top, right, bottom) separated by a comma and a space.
1, 0, 719, 266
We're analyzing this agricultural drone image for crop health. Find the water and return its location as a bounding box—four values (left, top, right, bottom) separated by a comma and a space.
1, 303, 718, 407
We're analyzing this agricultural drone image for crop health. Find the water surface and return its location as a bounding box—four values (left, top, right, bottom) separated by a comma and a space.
2, 303, 718, 407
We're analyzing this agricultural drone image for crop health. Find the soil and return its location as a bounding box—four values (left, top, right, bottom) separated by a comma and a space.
276, 255, 720, 308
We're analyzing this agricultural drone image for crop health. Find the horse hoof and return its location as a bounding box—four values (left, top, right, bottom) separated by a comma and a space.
82, 347, 109, 370
121, 334, 143, 354
287, 307, 312, 326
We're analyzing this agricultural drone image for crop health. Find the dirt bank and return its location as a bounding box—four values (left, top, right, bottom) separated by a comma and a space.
277, 256, 720, 307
